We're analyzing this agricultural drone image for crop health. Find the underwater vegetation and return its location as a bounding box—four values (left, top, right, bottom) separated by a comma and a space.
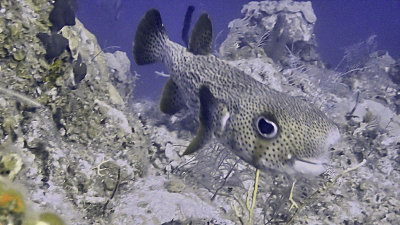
257, 14, 290, 63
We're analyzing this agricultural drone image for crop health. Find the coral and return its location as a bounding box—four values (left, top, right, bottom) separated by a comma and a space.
0, 178, 67, 225
219, 0, 319, 64
104, 51, 137, 100
335, 35, 378, 72
0, 0, 148, 224
0, 153, 22, 180
388, 59, 400, 85
46, 58, 66, 86
38, 212, 66, 225
0, 183, 26, 214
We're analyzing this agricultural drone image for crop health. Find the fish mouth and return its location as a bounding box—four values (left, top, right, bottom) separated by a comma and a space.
323, 126, 341, 151
291, 126, 341, 176
292, 156, 329, 176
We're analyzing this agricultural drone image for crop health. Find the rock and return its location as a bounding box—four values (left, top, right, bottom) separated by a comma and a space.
107, 83, 124, 105
340, 49, 397, 102
244, 0, 316, 23
105, 51, 131, 82
110, 175, 234, 224
104, 51, 136, 100
11, 48, 25, 61
388, 59, 400, 84
0, 153, 22, 180
165, 142, 180, 162
0, 0, 148, 224
164, 178, 186, 193
219, 0, 319, 63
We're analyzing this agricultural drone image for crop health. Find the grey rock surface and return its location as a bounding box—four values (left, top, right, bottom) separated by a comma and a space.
110, 174, 234, 225
104, 51, 137, 101
0, 0, 149, 224
219, 0, 319, 64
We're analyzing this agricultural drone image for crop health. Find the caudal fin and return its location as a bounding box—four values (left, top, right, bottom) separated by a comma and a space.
133, 9, 167, 65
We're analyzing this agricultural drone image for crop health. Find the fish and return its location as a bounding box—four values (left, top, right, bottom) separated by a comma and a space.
182, 5, 195, 48
37, 33, 69, 62
49, 0, 77, 32
133, 9, 340, 176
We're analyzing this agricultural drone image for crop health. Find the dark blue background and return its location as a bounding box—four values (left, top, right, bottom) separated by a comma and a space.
76, 0, 400, 100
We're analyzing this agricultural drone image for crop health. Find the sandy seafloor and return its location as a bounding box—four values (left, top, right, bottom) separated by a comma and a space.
0, 0, 399, 224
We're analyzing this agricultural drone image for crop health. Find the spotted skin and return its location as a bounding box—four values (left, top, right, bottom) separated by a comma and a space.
133, 9, 340, 175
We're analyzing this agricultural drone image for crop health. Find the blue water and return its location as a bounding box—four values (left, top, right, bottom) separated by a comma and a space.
76, 0, 400, 100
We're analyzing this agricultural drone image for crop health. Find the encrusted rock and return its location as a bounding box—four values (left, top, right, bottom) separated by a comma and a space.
388, 59, 400, 84
0, 0, 148, 224
220, 0, 318, 63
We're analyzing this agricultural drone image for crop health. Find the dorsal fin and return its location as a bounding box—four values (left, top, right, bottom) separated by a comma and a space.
182, 5, 195, 47
182, 85, 215, 155
188, 13, 212, 55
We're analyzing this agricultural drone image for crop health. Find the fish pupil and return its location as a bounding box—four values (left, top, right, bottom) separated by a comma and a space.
258, 119, 274, 134
257, 117, 278, 138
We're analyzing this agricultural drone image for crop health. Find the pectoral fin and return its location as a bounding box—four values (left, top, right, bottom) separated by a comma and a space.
183, 121, 208, 155
160, 78, 185, 115
182, 85, 215, 155
188, 13, 213, 55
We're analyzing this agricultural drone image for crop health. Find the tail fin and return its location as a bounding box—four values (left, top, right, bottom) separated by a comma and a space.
133, 9, 167, 65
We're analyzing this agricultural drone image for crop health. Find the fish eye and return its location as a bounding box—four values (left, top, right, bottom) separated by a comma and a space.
256, 117, 278, 138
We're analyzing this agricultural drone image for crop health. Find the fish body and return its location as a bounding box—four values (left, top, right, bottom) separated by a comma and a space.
133, 9, 340, 176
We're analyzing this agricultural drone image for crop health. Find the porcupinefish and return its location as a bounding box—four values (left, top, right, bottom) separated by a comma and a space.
133, 9, 340, 176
